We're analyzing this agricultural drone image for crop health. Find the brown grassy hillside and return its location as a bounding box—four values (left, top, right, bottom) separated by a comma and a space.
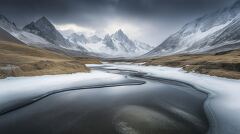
0, 41, 93, 78
139, 50, 240, 79
0, 27, 103, 78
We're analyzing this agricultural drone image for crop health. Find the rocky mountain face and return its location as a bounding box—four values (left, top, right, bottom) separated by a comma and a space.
88, 35, 102, 43
23, 17, 66, 46
145, 0, 240, 57
67, 33, 88, 45
23, 17, 86, 51
0, 15, 55, 48
0, 15, 18, 32
67, 29, 154, 57
102, 34, 116, 50
0, 15, 89, 57
111, 29, 138, 53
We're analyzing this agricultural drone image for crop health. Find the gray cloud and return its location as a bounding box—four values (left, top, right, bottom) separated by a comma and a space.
0, 0, 237, 45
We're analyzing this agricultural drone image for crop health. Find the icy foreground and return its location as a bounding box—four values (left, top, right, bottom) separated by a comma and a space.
0, 63, 239, 134
90, 63, 240, 134
0, 71, 126, 113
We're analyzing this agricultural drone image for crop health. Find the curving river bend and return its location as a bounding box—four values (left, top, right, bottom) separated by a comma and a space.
0, 65, 209, 134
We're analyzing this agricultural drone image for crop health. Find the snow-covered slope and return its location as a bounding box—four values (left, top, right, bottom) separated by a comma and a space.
68, 29, 154, 57
23, 17, 87, 52
67, 33, 88, 45
88, 35, 102, 43
0, 15, 53, 47
0, 15, 90, 57
0, 27, 23, 44
145, 0, 240, 57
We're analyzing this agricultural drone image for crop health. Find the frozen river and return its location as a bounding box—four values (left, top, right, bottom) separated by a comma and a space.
0, 63, 240, 134
0, 64, 209, 134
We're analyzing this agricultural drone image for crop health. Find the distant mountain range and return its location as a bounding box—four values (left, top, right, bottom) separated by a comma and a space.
145, 0, 240, 57
0, 15, 152, 58
67, 29, 154, 57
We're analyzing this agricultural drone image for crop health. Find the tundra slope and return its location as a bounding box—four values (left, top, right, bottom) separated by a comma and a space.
135, 49, 240, 79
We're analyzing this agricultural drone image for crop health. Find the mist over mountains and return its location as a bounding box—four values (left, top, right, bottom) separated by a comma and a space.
0, 15, 152, 58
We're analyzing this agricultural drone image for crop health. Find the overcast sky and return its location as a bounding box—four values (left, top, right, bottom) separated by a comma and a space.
0, 0, 237, 46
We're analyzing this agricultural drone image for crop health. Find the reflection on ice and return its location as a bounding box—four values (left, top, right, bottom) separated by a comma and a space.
0, 70, 144, 115
97, 63, 240, 134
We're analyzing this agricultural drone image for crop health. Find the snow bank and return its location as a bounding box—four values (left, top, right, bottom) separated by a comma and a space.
93, 63, 240, 134
0, 71, 124, 111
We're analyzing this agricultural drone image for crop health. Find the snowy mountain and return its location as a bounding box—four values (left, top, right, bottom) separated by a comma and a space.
67, 29, 154, 57
88, 35, 102, 43
0, 15, 53, 47
0, 15, 18, 32
67, 33, 88, 44
23, 17, 87, 51
0, 27, 23, 44
0, 15, 89, 57
145, 0, 240, 57
0, 15, 152, 58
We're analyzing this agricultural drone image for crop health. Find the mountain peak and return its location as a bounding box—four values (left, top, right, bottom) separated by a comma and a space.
23, 16, 70, 48
71, 33, 86, 39
69, 33, 88, 44
36, 16, 52, 26
112, 29, 129, 41
117, 29, 124, 33
38, 16, 49, 21
0, 14, 18, 31
88, 35, 102, 43
115, 29, 125, 36
24, 16, 57, 35
104, 34, 111, 39
0, 14, 12, 24
32, 16, 58, 33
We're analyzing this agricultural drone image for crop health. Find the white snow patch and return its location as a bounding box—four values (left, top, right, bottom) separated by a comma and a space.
15, 31, 51, 45
193, 20, 232, 40
174, 20, 233, 54
0, 71, 124, 109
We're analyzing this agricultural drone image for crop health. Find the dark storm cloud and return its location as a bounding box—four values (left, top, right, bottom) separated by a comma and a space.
0, 0, 237, 44
116, 0, 233, 15
0, 0, 234, 12
0, 0, 235, 22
